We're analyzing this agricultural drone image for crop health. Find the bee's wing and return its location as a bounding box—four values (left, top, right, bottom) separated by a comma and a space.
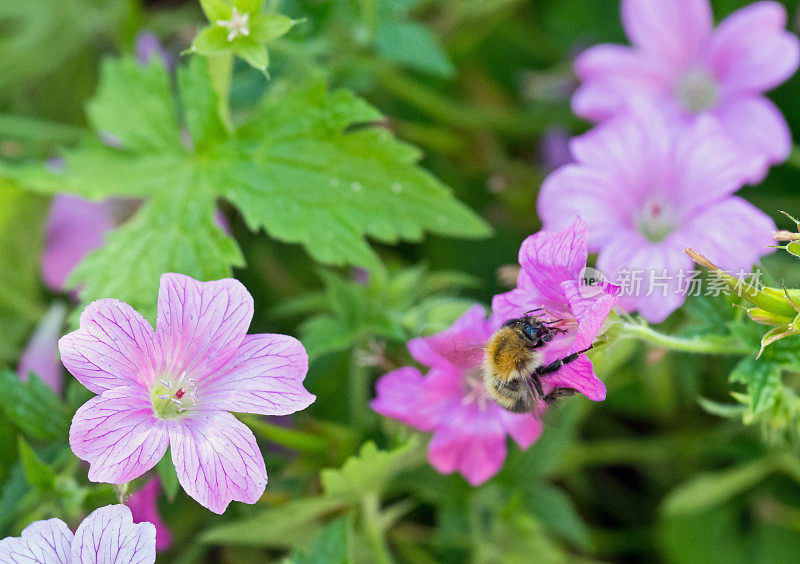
520, 375, 546, 421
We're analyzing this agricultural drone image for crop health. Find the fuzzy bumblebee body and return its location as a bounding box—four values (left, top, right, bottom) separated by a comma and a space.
482, 314, 586, 415
483, 326, 542, 413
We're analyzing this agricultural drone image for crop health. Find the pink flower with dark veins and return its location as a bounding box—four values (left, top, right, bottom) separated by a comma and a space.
60, 273, 315, 514
127, 478, 173, 552
537, 102, 775, 323
492, 218, 620, 401
0, 504, 155, 563
372, 305, 544, 486
573, 0, 800, 180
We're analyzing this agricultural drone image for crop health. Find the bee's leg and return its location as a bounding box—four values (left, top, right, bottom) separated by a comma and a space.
529, 372, 545, 398
535, 345, 594, 376
543, 387, 576, 405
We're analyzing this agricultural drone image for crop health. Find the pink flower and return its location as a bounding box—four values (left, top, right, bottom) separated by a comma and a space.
573, 0, 799, 180
371, 305, 543, 486
127, 479, 173, 552
537, 103, 775, 323
17, 302, 67, 394
492, 218, 620, 400
42, 195, 116, 293
0, 504, 155, 563
60, 273, 315, 514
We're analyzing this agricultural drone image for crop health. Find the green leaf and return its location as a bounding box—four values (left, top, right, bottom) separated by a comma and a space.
156, 450, 180, 502
229, 82, 490, 267
729, 358, 782, 415
662, 457, 776, 517
234, 38, 269, 72
68, 185, 243, 320
17, 437, 56, 492
88, 58, 182, 153
0, 183, 45, 364
321, 438, 422, 500
0, 371, 70, 441
524, 485, 590, 550
199, 0, 232, 22
200, 497, 346, 547
288, 516, 353, 564
300, 316, 358, 359
375, 0, 454, 77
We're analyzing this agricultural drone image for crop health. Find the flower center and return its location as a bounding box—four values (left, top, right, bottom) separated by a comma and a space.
217, 7, 250, 42
462, 368, 489, 410
636, 199, 676, 243
151, 372, 197, 419
676, 68, 719, 113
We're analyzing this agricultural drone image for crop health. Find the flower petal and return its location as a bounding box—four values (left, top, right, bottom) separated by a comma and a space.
17, 302, 67, 394
0, 518, 73, 563
371, 367, 444, 431
427, 404, 507, 486
538, 165, 628, 250
572, 44, 672, 121
621, 0, 712, 65
673, 115, 767, 210
715, 97, 792, 169
709, 1, 799, 95
41, 195, 116, 293
407, 304, 490, 371
675, 196, 776, 273
200, 334, 314, 416
561, 280, 621, 351
598, 234, 692, 323
169, 411, 267, 514
59, 299, 161, 394
156, 273, 254, 380
517, 218, 588, 305
127, 479, 173, 552
70, 386, 169, 484
541, 354, 607, 401
71, 505, 156, 564
497, 410, 543, 450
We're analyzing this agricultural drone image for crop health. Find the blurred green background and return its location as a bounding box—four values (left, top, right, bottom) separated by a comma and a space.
4, 1, 800, 562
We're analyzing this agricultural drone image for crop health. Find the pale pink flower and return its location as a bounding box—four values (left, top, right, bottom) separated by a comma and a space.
60, 273, 315, 514
372, 305, 544, 486
0, 504, 155, 563
537, 102, 775, 322
127, 479, 172, 552
42, 195, 116, 293
492, 218, 620, 400
573, 0, 799, 180
17, 302, 67, 394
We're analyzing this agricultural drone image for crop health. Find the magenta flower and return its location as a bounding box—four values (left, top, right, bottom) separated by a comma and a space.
42, 195, 116, 293
492, 218, 620, 400
573, 0, 799, 179
537, 102, 775, 323
0, 504, 155, 563
17, 302, 67, 394
60, 273, 315, 514
372, 305, 543, 486
127, 479, 173, 552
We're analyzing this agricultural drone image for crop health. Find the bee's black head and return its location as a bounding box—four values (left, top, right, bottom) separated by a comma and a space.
502, 315, 564, 347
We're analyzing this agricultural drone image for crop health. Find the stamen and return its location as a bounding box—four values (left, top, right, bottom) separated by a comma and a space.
170, 398, 183, 407
159, 378, 172, 389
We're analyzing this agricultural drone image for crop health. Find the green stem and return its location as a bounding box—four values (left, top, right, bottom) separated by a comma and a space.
362, 492, 393, 564
206, 53, 234, 132
241, 415, 329, 456
350, 346, 371, 435
617, 321, 750, 355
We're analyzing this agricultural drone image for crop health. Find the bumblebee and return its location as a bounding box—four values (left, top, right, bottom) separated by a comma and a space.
483, 311, 590, 414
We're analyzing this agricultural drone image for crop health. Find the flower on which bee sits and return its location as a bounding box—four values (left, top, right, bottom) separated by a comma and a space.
492, 218, 621, 401
371, 305, 543, 486
537, 101, 775, 323
60, 273, 315, 514
127, 478, 173, 552
0, 504, 155, 563
573, 0, 800, 180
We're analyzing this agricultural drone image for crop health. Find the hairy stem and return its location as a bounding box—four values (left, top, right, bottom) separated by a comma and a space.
617, 321, 750, 355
